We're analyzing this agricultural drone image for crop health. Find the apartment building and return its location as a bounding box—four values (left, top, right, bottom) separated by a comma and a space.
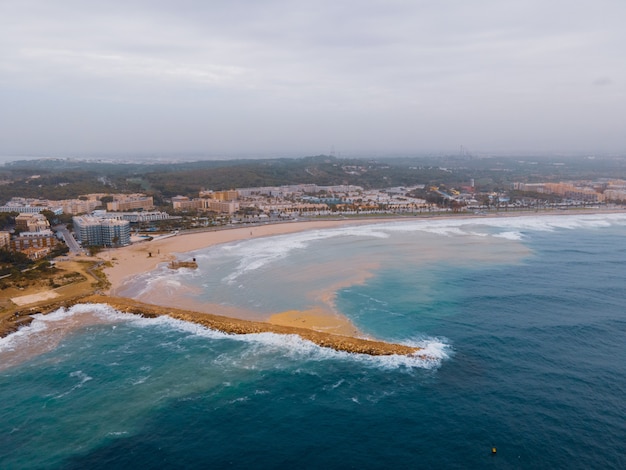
61, 199, 101, 215
0, 198, 63, 214
10, 230, 58, 251
202, 199, 239, 214
15, 213, 50, 232
73, 216, 130, 247
172, 196, 202, 211
100, 211, 172, 223
107, 195, 154, 212
0, 231, 10, 250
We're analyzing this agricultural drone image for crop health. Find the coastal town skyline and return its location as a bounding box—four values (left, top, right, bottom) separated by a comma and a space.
2, 1, 626, 157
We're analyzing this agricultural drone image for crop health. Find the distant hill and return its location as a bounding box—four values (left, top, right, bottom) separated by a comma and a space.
1, 154, 625, 202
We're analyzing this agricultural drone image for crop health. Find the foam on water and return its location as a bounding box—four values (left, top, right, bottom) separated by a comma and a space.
380, 212, 626, 236
0, 305, 110, 352
0, 304, 138, 369
217, 226, 390, 283
132, 312, 449, 370
194, 213, 626, 284
53, 370, 93, 399
493, 230, 524, 240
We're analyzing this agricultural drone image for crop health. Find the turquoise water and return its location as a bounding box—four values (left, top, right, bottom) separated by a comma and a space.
2, 214, 626, 469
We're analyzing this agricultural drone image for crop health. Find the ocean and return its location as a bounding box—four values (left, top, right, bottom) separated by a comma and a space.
1, 213, 625, 469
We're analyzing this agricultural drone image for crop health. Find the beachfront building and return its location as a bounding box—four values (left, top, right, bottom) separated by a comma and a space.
11, 230, 58, 250
0, 196, 101, 216
237, 184, 363, 198
73, 216, 130, 247
73, 216, 103, 246
172, 196, 201, 211
15, 213, 50, 233
0, 198, 63, 215
99, 211, 172, 223
10, 230, 59, 260
172, 195, 239, 215
201, 199, 239, 214
200, 190, 238, 201
101, 219, 131, 246
543, 183, 605, 202
511, 181, 605, 203
0, 231, 10, 250
107, 195, 154, 212
604, 189, 626, 201
60, 198, 101, 215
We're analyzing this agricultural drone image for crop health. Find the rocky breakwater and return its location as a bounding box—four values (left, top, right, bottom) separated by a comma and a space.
81, 295, 424, 357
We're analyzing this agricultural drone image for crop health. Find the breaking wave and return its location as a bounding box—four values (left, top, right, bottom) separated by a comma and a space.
195, 213, 626, 283
1, 304, 449, 371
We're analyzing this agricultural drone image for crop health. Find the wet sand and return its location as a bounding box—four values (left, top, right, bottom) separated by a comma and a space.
268, 308, 362, 337
101, 220, 370, 295
100, 219, 393, 333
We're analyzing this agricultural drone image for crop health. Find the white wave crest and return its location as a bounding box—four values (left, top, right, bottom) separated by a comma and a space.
53, 370, 93, 399
221, 226, 390, 283
382, 212, 626, 236
140, 213, 626, 287
130, 314, 231, 340
0, 304, 136, 354
2, 302, 451, 371
94, 307, 450, 370
225, 330, 450, 370
219, 213, 626, 282
493, 231, 524, 240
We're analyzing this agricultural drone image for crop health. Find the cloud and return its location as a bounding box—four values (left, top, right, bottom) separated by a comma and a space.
1, 0, 626, 156
593, 77, 613, 87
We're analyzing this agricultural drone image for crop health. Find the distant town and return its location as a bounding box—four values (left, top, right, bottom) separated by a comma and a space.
2, 175, 626, 261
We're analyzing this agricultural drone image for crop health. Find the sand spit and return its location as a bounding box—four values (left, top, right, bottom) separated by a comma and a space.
5, 294, 422, 357
88, 295, 423, 356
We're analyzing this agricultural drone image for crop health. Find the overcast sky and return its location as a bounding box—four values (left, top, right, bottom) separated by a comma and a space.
2, 0, 625, 158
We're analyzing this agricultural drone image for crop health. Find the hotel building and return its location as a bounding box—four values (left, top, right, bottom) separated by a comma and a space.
73, 216, 130, 247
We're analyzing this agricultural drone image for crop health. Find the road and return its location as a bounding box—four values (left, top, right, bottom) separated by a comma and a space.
54, 225, 82, 253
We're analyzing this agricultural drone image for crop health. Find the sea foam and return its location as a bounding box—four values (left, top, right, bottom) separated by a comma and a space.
215, 213, 626, 282
130, 312, 448, 370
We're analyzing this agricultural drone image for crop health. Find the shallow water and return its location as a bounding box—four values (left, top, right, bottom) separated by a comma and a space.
2, 213, 626, 469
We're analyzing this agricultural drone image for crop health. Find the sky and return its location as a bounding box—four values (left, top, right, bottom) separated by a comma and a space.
2, 0, 626, 158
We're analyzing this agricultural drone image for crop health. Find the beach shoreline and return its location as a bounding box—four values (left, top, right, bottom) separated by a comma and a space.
2, 208, 624, 354
100, 218, 391, 295
102, 208, 620, 295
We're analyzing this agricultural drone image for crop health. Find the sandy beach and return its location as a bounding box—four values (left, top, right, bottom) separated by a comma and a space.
103, 210, 624, 293
100, 219, 390, 334
101, 220, 369, 294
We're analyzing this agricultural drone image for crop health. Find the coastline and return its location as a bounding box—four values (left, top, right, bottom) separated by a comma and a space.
3, 294, 422, 357
100, 208, 626, 295
2, 209, 624, 355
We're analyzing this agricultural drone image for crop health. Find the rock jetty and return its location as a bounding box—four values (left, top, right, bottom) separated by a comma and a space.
4, 294, 424, 357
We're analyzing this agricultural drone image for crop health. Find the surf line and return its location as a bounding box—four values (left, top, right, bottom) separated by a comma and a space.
21, 294, 425, 358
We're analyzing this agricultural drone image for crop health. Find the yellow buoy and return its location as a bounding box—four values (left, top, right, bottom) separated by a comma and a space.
491, 447, 497, 454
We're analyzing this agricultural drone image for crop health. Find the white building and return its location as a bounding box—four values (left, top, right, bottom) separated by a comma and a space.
73, 216, 130, 247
